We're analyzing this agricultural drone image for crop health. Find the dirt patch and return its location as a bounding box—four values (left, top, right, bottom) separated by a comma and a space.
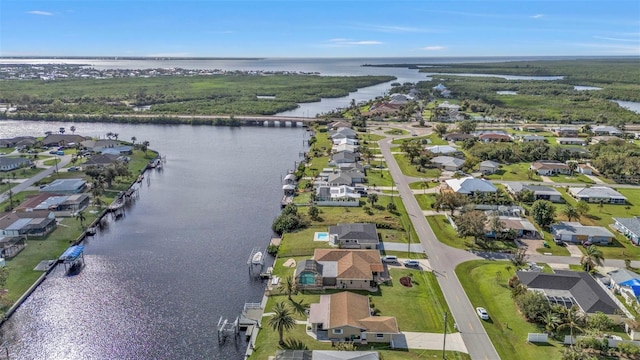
399, 276, 413, 288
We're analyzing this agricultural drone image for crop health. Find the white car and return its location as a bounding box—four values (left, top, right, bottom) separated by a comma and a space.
476, 307, 489, 320
403, 259, 420, 268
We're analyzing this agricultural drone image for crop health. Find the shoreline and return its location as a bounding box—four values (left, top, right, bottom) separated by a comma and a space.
0, 152, 159, 324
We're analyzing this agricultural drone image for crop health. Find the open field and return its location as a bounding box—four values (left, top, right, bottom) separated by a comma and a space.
393, 154, 442, 178
484, 163, 541, 182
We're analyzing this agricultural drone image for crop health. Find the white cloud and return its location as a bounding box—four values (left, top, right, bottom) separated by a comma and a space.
531, 14, 544, 19
593, 35, 638, 42
27, 10, 53, 16
422, 46, 445, 51
349, 23, 435, 33
326, 39, 383, 46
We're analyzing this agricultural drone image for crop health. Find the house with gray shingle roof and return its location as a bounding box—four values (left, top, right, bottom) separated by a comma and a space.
517, 270, 624, 320
478, 160, 500, 175
506, 183, 563, 203
40, 178, 86, 194
569, 186, 627, 204
329, 223, 379, 249
593, 125, 623, 136
0, 157, 32, 172
431, 156, 464, 171
613, 217, 640, 245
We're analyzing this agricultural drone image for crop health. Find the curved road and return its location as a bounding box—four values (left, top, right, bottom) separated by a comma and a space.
377, 133, 501, 360
0, 152, 72, 203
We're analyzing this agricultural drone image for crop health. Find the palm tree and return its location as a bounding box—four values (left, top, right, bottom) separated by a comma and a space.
279, 275, 297, 301
581, 245, 604, 272
106, 132, 114, 140
268, 302, 297, 346
70, 125, 76, 134
131, 136, 137, 145
563, 205, 580, 222
557, 306, 585, 347
539, 311, 560, 335
75, 210, 86, 227
141, 140, 150, 155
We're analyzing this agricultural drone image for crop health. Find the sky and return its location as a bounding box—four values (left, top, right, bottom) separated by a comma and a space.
1, 0, 639, 58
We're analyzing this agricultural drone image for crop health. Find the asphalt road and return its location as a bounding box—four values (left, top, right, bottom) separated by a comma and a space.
378, 135, 502, 360
0, 152, 72, 203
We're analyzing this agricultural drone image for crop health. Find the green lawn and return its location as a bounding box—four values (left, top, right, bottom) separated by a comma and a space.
484, 163, 541, 182
408, 180, 437, 190
366, 169, 394, 187
456, 261, 565, 360
427, 215, 473, 250
385, 128, 409, 136
393, 154, 442, 178
415, 194, 437, 210
547, 173, 595, 184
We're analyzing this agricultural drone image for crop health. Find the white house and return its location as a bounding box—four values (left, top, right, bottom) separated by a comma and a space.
431, 156, 464, 171
478, 160, 500, 175
445, 176, 497, 195
569, 186, 627, 204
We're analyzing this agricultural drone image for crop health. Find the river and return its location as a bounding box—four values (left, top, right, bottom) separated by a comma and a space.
0, 121, 307, 359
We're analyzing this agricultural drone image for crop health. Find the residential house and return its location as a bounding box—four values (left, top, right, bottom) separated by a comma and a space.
520, 135, 546, 143
577, 164, 593, 175
82, 153, 120, 168
552, 127, 579, 137
40, 178, 87, 194
425, 145, 459, 156
329, 223, 379, 249
333, 137, 359, 146
328, 121, 352, 131
443, 132, 474, 142
530, 160, 570, 176
0, 236, 26, 259
608, 269, 640, 307
593, 125, 623, 136
330, 127, 357, 139
613, 216, 640, 245
444, 176, 497, 195
431, 156, 464, 171
485, 216, 540, 239
315, 185, 361, 202
437, 101, 460, 111
506, 183, 563, 203
101, 146, 133, 156
478, 160, 500, 175
478, 133, 512, 143
568, 186, 627, 204
308, 292, 399, 343
388, 93, 414, 105
15, 193, 90, 215
0, 157, 32, 172
41, 134, 86, 147
517, 270, 624, 320
80, 139, 121, 151
327, 172, 364, 187
557, 137, 586, 146
551, 221, 614, 245
432, 83, 447, 92
295, 249, 385, 290
0, 211, 57, 237
333, 143, 359, 154
274, 350, 379, 360
330, 151, 358, 166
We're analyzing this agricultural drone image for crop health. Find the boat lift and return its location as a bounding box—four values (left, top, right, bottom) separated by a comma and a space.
216, 316, 239, 345
59, 245, 85, 274
247, 247, 265, 277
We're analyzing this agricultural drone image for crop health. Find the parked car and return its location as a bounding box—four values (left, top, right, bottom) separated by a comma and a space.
49, 150, 58, 154
381, 255, 398, 264
403, 259, 420, 268
68, 166, 79, 172
476, 307, 489, 320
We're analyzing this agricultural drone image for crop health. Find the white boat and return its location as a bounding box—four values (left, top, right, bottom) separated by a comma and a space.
108, 199, 125, 211
252, 251, 263, 264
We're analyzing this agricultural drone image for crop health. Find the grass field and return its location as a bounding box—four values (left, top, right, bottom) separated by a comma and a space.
393, 154, 442, 178
484, 163, 541, 182
456, 261, 565, 360
415, 193, 437, 210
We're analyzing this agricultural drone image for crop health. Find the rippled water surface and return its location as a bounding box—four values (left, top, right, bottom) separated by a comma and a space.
0, 122, 307, 359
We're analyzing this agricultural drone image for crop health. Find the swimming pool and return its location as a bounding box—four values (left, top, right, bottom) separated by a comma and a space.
314, 232, 329, 241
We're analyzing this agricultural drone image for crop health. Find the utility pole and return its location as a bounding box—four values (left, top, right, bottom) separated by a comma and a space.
442, 311, 448, 360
